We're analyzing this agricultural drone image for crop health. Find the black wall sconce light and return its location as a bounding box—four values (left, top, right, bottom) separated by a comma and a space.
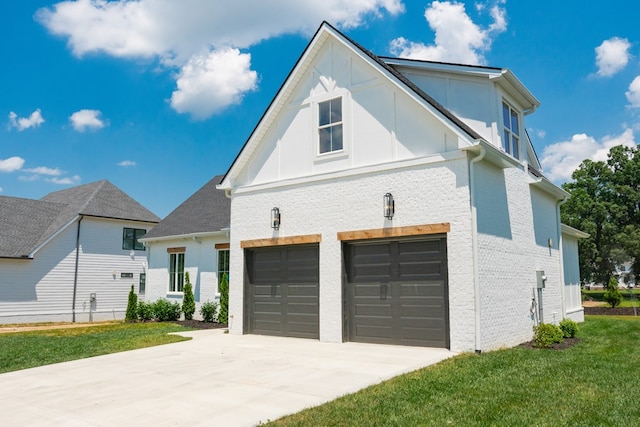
383, 193, 394, 219
271, 207, 281, 229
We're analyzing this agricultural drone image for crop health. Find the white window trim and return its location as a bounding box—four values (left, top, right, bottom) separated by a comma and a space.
502, 100, 521, 160
314, 91, 350, 162
168, 252, 185, 295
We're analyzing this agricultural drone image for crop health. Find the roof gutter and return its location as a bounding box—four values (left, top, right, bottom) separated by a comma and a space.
468, 145, 486, 353
139, 230, 229, 244
72, 215, 83, 323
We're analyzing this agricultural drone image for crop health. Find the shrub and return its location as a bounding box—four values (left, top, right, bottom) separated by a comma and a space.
125, 285, 138, 323
603, 276, 623, 308
152, 299, 181, 321
559, 318, 578, 338
533, 323, 564, 348
182, 272, 196, 321
218, 273, 229, 324
136, 301, 153, 321
200, 301, 219, 323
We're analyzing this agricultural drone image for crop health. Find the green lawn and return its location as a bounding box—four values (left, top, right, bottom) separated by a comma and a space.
0, 322, 191, 374
270, 317, 640, 427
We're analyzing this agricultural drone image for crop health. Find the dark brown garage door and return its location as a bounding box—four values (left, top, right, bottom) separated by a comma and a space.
344, 237, 449, 348
245, 244, 319, 339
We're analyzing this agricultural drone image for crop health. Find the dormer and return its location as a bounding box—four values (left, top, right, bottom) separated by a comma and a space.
383, 58, 540, 165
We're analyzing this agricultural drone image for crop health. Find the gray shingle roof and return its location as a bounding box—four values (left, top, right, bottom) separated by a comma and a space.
142, 175, 230, 239
0, 180, 159, 258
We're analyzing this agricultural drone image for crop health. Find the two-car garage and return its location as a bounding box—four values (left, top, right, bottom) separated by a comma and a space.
244, 235, 449, 348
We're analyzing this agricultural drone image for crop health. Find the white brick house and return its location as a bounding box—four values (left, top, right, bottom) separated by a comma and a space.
218, 22, 584, 352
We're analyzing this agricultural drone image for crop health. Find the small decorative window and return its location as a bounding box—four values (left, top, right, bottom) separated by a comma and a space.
169, 252, 185, 293
123, 228, 146, 251
218, 249, 230, 285
502, 102, 520, 159
318, 97, 343, 154
139, 273, 146, 295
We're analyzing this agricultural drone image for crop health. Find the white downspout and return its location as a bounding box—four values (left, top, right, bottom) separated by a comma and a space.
469, 147, 485, 353
556, 197, 569, 319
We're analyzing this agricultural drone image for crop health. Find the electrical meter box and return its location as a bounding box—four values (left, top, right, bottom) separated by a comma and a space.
536, 271, 547, 289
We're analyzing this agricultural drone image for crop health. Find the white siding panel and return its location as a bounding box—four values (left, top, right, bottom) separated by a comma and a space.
351, 85, 394, 167
562, 233, 584, 321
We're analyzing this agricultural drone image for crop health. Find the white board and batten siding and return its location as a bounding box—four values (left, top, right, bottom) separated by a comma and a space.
0, 216, 154, 324
562, 227, 586, 322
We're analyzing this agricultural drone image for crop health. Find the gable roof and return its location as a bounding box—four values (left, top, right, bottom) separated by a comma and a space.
141, 175, 230, 241
0, 180, 159, 259
219, 21, 485, 188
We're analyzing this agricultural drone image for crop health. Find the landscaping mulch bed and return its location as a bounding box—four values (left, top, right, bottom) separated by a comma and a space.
584, 307, 639, 316
172, 320, 228, 330
519, 337, 580, 350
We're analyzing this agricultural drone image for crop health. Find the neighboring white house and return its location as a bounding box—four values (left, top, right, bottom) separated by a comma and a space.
0, 180, 159, 324
218, 22, 585, 352
140, 175, 230, 317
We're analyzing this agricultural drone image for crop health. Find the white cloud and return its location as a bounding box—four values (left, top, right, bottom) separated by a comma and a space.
69, 109, 106, 132
8, 109, 45, 131
595, 37, 631, 77
626, 76, 640, 108
0, 156, 25, 173
36, 0, 403, 119
540, 129, 636, 182
24, 166, 63, 176
170, 48, 258, 119
0, 186, 3, 193
47, 175, 81, 185
389, 0, 507, 64
118, 160, 136, 167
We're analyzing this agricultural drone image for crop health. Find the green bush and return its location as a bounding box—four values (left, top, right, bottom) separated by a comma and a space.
603, 276, 623, 308
182, 272, 196, 320
559, 318, 578, 338
125, 285, 138, 323
533, 323, 564, 348
200, 300, 218, 323
136, 301, 153, 321
218, 273, 229, 324
152, 299, 181, 321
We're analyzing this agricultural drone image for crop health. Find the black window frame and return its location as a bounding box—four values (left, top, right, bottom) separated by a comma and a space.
122, 227, 146, 251
218, 249, 230, 285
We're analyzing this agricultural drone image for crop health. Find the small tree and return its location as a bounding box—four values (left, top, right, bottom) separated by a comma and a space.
182, 271, 196, 320
603, 276, 623, 308
125, 285, 138, 322
218, 273, 229, 324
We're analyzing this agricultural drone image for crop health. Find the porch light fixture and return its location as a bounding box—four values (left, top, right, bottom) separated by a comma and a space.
383, 193, 394, 219
271, 207, 281, 230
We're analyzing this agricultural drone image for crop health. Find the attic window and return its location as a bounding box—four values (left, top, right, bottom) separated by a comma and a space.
502, 101, 520, 159
318, 97, 343, 154
123, 228, 146, 251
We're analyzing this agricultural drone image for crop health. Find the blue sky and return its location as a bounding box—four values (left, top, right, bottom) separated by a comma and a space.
1, 0, 639, 218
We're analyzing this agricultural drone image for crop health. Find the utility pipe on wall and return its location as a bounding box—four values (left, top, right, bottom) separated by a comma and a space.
468, 146, 486, 353
72, 215, 83, 323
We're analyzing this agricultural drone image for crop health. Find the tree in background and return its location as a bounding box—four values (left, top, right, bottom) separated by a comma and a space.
603, 276, 623, 308
561, 145, 640, 285
182, 271, 196, 321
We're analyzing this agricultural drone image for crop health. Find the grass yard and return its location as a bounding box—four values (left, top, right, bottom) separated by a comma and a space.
270, 316, 640, 427
0, 322, 191, 374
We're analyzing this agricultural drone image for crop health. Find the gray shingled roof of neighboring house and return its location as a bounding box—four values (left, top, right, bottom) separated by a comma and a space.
142, 175, 230, 239
0, 180, 160, 259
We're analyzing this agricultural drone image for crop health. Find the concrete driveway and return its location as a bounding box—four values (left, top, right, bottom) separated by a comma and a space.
0, 329, 455, 426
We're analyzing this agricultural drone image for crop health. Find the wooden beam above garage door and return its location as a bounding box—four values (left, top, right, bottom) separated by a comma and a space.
240, 234, 322, 248
337, 223, 450, 241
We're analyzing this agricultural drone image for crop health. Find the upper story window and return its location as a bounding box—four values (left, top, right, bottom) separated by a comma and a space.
122, 228, 146, 251
318, 97, 343, 154
502, 101, 520, 159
